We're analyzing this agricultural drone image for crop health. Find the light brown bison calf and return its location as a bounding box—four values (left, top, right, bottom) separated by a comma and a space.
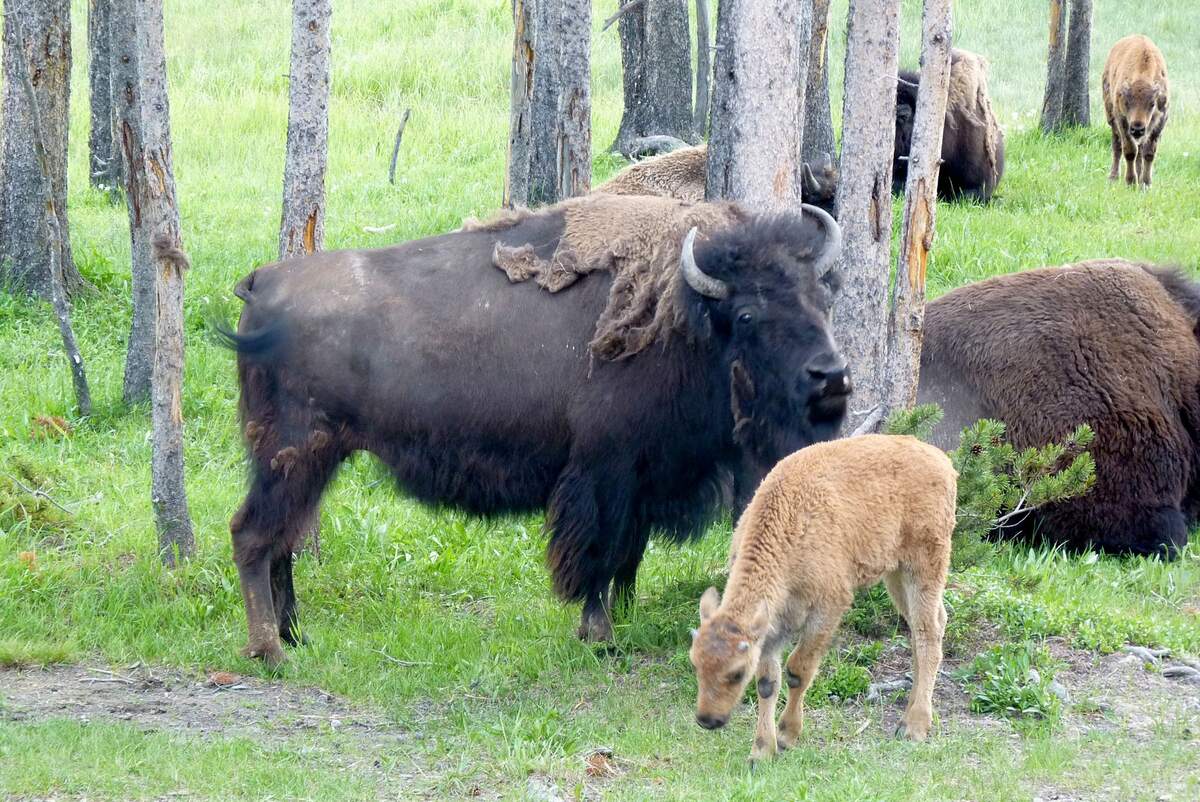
1103, 35, 1169, 187
689, 435, 955, 764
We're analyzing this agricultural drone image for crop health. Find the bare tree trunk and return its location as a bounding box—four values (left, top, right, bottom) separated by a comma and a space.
131, 0, 193, 564
706, 0, 810, 212
88, 0, 121, 191
883, 0, 952, 420
693, 0, 711, 137
113, 0, 154, 404
1061, 0, 1091, 127
11, 14, 92, 415
555, 0, 591, 198
0, 0, 80, 299
802, 0, 835, 163
278, 0, 330, 260
611, 0, 692, 155
1039, 0, 1066, 132
830, 0, 900, 430
504, 0, 537, 207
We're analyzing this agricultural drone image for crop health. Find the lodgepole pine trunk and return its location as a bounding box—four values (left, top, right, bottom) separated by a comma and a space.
802, 0, 835, 164
693, 0, 711, 138
705, 0, 810, 212
611, 0, 692, 156
831, 0, 900, 431
88, 0, 122, 190
555, 0, 591, 198
1039, 0, 1066, 131
0, 0, 80, 299
278, 0, 331, 260
1061, 0, 1091, 127
882, 0, 953, 420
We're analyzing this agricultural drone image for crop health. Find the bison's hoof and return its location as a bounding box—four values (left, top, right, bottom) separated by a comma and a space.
241, 640, 287, 668
576, 615, 614, 643
776, 728, 798, 751
280, 627, 309, 648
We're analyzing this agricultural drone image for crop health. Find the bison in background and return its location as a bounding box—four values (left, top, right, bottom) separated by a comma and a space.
894, 49, 1005, 203
1103, 35, 1169, 188
918, 260, 1200, 557
220, 193, 849, 663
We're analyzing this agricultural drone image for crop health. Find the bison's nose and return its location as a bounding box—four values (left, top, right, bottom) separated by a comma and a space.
1130, 122, 1146, 139
807, 355, 852, 396
696, 712, 728, 730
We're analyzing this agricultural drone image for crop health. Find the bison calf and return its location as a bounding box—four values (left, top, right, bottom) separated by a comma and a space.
689, 435, 955, 764
1103, 35, 1169, 188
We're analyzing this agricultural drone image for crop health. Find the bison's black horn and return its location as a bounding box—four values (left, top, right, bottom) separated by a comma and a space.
800, 203, 843, 277
680, 227, 730, 300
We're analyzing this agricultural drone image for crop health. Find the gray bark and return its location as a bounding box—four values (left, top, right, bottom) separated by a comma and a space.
1039, 0, 1066, 132
135, 0, 193, 564
0, 0, 80, 299
802, 0, 835, 163
883, 0, 953, 422
705, 0, 810, 212
1061, 0, 1091, 127
555, 0, 591, 199
831, 0, 900, 430
278, 0, 330, 260
88, 0, 121, 190
693, 0, 710, 137
612, 0, 693, 154
114, 0, 154, 403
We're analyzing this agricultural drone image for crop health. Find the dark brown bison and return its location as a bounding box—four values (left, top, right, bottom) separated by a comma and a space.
918, 260, 1200, 556
894, 49, 1005, 203
219, 193, 849, 663
595, 144, 839, 213
1103, 35, 1169, 188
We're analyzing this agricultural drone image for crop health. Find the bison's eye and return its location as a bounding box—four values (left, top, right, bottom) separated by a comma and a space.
737, 311, 754, 326
726, 669, 745, 685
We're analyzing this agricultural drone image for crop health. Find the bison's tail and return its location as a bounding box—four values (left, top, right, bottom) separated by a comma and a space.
210, 315, 286, 359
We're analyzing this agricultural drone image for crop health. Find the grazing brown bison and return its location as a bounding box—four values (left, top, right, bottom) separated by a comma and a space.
220, 193, 850, 663
894, 49, 1005, 203
918, 260, 1200, 556
594, 144, 839, 213
1103, 35, 1169, 188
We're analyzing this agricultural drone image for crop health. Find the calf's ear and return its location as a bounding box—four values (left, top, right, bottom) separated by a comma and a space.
699, 587, 721, 621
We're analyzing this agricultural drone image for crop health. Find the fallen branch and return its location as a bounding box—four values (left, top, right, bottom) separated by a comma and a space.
7, 475, 74, 515
373, 648, 431, 667
849, 405, 886, 436
601, 0, 646, 32
388, 108, 411, 185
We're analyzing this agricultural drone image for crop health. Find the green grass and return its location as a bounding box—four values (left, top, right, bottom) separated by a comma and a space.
2, 0, 1200, 799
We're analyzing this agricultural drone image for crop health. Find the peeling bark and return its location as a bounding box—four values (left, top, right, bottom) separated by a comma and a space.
555, 0, 591, 198
1039, 0, 1066, 131
802, 0, 835, 164
88, 0, 122, 190
693, 0, 711, 137
1061, 0, 1091, 127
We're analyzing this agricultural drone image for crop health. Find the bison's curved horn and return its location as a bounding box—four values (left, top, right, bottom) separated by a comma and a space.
802, 162, 821, 195
800, 203, 843, 277
680, 227, 730, 300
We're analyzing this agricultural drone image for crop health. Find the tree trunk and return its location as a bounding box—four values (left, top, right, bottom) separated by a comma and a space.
802, 0, 835, 163
883, 0, 952, 421
132, 0, 193, 564
88, 0, 121, 190
279, 0, 330, 260
1039, 0, 1066, 132
1061, 0, 1091, 127
555, 0, 591, 198
830, 0, 900, 431
705, 0, 810, 212
0, 0, 80, 299
693, 0, 711, 138
611, 0, 692, 155
113, 0, 154, 403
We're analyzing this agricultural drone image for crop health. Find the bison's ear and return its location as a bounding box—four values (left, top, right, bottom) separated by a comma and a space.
1155, 87, 1168, 110
699, 587, 721, 621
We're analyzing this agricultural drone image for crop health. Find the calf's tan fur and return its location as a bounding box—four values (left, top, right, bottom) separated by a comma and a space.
1102, 35, 1169, 187
689, 435, 956, 763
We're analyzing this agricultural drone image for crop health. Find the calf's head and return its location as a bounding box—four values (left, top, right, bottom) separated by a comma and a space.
1120, 80, 1168, 142
690, 587, 769, 729
680, 203, 850, 475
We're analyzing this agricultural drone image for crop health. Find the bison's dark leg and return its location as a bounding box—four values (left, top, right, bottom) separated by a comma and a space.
231, 486, 285, 667
1123, 140, 1138, 185
611, 525, 650, 612
1138, 137, 1159, 188
1108, 127, 1122, 181
271, 549, 302, 646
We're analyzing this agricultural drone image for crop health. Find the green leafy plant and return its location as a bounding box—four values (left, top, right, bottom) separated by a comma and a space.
957, 642, 1064, 721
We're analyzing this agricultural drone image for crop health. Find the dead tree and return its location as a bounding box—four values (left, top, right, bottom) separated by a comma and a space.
831, 0, 900, 431
1061, 0, 1091, 127
279, 0, 331, 260
802, 0, 835, 163
0, 0, 80, 299
706, 0, 810, 211
88, 0, 121, 190
693, 0, 711, 137
611, 0, 692, 155
12, 14, 92, 415
882, 0, 952, 420
1039, 0, 1067, 131
555, 0, 591, 198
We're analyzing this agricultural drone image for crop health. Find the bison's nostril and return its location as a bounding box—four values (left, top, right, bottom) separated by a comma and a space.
808, 359, 851, 396
1130, 124, 1146, 137
696, 713, 727, 730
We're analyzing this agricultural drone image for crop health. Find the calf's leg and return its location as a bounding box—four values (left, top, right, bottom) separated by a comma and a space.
896, 574, 947, 741
1108, 127, 1122, 181
750, 653, 782, 764
776, 614, 838, 750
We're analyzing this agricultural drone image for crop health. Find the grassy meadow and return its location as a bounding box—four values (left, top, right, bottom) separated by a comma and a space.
2, 0, 1200, 799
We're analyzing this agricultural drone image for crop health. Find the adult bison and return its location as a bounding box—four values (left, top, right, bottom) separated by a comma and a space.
894, 49, 1005, 203
220, 193, 849, 663
918, 260, 1200, 556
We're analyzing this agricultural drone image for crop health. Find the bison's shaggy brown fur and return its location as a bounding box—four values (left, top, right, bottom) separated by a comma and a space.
472, 193, 750, 361
690, 435, 956, 763
1103, 35, 1169, 187
918, 260, 1200, 556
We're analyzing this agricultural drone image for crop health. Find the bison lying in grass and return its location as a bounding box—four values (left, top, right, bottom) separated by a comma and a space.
220, 193, 849, 664
918, 260, 1200, 557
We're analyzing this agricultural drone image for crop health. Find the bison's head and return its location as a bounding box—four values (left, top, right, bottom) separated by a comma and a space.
801, 152, 839, 213
1120, 79, 1168, 143
893, 72, 920, 163
680, 204, 849, 476
690, 587, 769, 730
